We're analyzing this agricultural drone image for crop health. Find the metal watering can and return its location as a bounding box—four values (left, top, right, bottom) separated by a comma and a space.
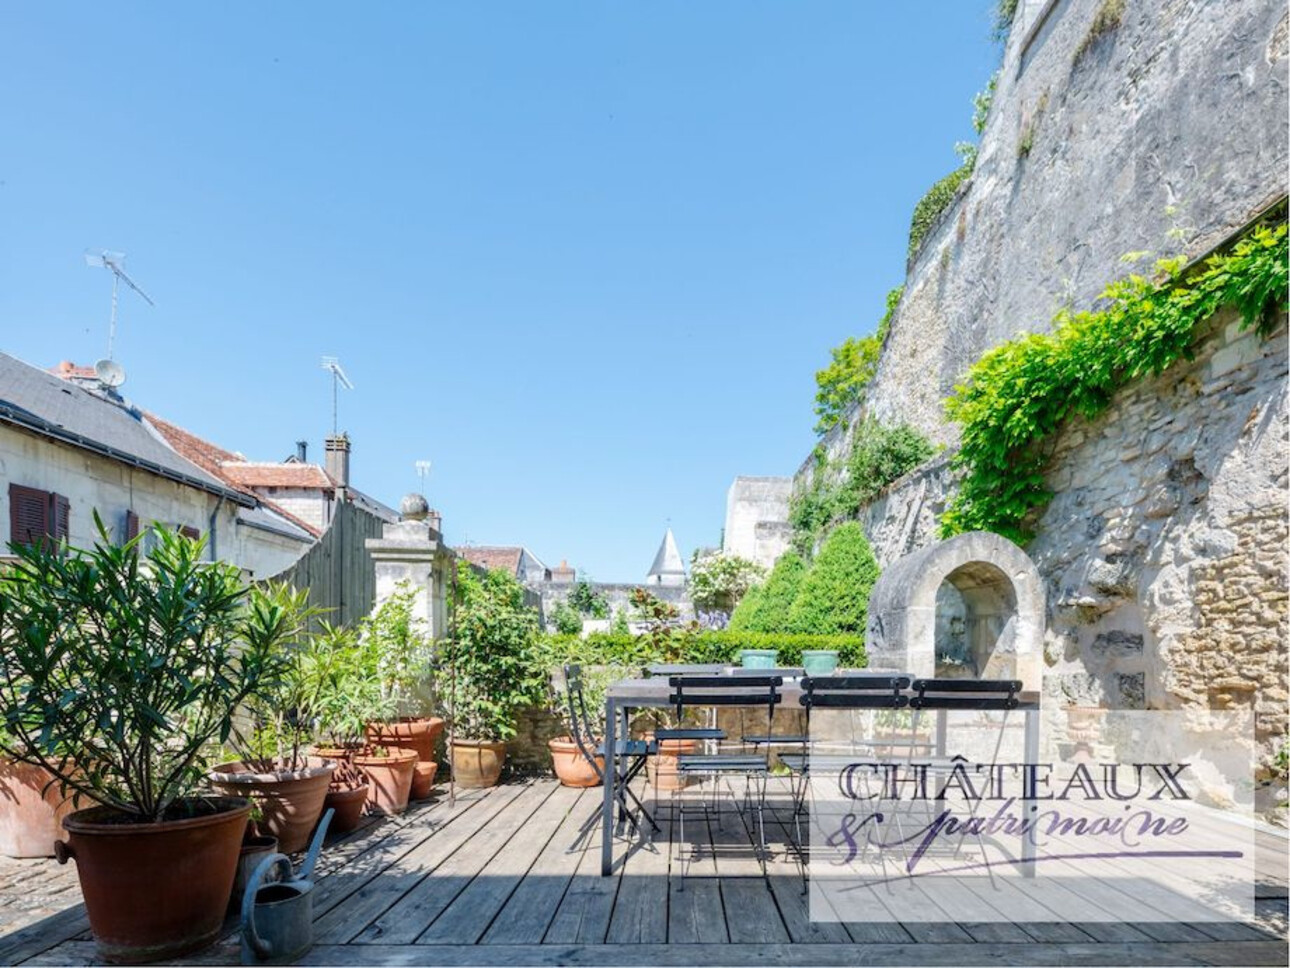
240, 808, 333, 965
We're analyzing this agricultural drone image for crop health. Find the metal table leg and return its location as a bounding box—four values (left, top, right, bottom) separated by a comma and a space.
601, 697, 617, 876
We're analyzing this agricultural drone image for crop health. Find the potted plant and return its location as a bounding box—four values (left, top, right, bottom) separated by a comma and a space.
209, 585, 336, 854
361, 585, 443, 798
441, 562, 543, 788
298, 622, 384, 826
0, 521, 292, 963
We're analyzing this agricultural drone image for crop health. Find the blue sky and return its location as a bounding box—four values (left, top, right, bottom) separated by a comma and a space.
1, 2, 1000, 580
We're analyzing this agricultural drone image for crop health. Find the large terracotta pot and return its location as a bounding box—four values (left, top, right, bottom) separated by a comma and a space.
365, 717, 444, 763
647, 737, 698, 791
352, 747, 417, 815
449, 739, 507, 789
209, 760, 334, 853
411, 762, 438, 800
323, 784, 369, 833
548, 737, 602, 788
56, 797, 251, 963
0, 759, 79, 858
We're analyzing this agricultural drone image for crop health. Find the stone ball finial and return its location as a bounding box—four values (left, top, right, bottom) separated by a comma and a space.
399, 492, 430, 521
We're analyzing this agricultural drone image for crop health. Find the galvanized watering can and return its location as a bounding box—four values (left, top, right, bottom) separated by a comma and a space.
240, 808, 333, 965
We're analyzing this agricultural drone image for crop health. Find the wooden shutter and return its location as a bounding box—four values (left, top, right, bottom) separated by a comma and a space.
8, 484, 50, 548
179, 525, 200, 541
125, 510, 140, 541
53, 494, 70, 543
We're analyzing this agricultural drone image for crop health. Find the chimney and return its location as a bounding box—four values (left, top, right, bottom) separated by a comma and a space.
324, 434, 351, 490
295, 440, 308, 462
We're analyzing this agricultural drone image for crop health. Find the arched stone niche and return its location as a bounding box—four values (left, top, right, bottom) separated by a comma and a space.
865, 531, 1044, 690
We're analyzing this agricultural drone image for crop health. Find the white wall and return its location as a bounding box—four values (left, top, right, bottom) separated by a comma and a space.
0, 424, 307, 577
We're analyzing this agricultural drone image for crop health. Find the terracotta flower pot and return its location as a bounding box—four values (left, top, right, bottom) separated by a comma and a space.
365, 717, 445, 763
208, 760, 334, 854
352, 747, 418, 815
311, 743, 363, 762
323, 784, 369, 833
56, 797, 251, 963
229, 834, 278, 912
548, 737, 602, 788
449, 739, 506, 789
410, 762, 438, 800
0, 759, 80, 858
647, 737, 698, 791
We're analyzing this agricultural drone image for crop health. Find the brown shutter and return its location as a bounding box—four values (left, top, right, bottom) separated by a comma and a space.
125, 510, 140, 541
179, 525, 200, 541
8, 484, 50, 548
53, 494, 70, 543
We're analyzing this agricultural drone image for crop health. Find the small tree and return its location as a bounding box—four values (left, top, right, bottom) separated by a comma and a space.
688, 550, 765, 619
442, 563, 544, 741
787, 523, 880, 635
730, 552, 807, 634
551, 600, 583, 636
567, 581, 609, 619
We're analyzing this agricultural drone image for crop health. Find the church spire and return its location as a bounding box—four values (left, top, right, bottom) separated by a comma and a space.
646, 528, 686, 586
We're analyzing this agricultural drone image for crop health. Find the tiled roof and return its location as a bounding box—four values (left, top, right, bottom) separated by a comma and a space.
457, 546, 523, 576
144, 412, 246, 478
219, 462, 336, 490
0, 353, 250, 504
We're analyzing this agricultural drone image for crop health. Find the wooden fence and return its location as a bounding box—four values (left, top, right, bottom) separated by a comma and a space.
266, 500, 387, 627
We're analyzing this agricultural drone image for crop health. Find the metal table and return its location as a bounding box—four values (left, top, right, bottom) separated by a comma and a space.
601, 673, 1040, 876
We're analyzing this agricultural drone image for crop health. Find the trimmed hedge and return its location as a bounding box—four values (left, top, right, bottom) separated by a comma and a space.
787, 522, 879, 635
729, 552, 807, 634
537, 631, 867, 671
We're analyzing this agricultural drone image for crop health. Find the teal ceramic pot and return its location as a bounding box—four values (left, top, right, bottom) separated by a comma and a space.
801, 650, 840, 676
739, 649, 779, 669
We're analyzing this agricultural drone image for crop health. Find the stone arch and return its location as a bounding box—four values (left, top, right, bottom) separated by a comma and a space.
865, 532, 1044, 689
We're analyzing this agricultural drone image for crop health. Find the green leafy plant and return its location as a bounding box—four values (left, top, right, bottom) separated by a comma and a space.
942, 219, 1289, 542
787, 522, 881, 635
0, 520, 293, 821
535, 630, 867, 672
729, 551, 808, 634
295, 621, 392, 749
567, 581, 609, 619
688, 550, 765, 617
551, 600, 584, 636
441, 562, 544, 741
1073, 0, 1126, 66
789, 420, 934, 555
629, 587, 699, 661
610, 608, 630, 635
813, 286, 903, 435
908, 162, 972, 259
363, 582, 434, 716
994, 0, 1020, 42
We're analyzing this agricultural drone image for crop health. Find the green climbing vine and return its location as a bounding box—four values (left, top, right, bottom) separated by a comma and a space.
941, 219, 1289, 543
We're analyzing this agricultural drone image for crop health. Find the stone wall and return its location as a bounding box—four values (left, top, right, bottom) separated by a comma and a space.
850, 310, 1288, 788
865, 0, 1287, 445
723, 476, 793, 569
530, 579, 693, 632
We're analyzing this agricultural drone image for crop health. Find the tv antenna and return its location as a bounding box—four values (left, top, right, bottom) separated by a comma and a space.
84, 249, 154, 361
320, 356, 354, 435
415, 460, 432, 496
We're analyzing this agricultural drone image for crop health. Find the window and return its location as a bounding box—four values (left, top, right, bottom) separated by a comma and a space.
8, 484, 70, 549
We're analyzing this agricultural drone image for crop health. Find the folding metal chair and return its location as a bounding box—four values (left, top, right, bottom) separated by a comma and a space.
786, 673, 911, 886
562, 664, 659, 853
667, 674, 782, 884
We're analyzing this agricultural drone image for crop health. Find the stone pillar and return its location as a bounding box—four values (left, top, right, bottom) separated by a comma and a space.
365, 494, 454, 638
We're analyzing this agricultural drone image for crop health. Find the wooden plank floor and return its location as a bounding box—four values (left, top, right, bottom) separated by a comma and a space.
4, 778, 1286, 966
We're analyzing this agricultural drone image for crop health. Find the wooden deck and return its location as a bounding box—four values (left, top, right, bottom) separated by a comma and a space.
1, 778, 1286, 966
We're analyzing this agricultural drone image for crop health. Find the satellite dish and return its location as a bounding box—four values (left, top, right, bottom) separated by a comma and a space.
94, 358, 127, 388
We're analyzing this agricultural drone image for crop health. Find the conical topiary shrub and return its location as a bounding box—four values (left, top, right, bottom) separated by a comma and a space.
730, 552, 808, 634
787, 523, 880, 635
